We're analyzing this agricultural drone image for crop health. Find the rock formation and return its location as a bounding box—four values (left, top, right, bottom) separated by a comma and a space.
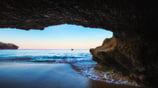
90, 37, 145, 86
0, 0, 157, 88
0, 42, 19, 49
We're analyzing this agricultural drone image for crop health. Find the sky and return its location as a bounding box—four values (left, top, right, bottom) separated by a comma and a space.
0, 24, 113, 49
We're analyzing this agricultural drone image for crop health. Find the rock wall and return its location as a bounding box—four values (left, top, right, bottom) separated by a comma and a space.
0, 0, 157, 87
0, 42, 19, 49
90, 35, 158, 88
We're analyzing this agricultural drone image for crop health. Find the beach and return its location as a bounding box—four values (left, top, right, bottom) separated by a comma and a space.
0, 63, 140, 88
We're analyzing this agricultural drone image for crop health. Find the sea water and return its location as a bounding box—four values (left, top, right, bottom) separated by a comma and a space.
0, 49, 138, 86
0, 49, 93, 63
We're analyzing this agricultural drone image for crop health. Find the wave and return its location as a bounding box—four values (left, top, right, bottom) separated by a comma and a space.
0, 55, 93, 63
0, 49, 93, 63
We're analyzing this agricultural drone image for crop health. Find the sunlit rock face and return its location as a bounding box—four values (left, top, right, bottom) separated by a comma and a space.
90, 36, 158, 88
0, 42, 18, 49
0, 0, 157, 87
90, 37, 144, 85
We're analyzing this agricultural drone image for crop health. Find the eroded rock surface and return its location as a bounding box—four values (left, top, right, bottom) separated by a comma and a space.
0, 42, 18, 49
90, 36, 157, 88
0, 0, 157, 88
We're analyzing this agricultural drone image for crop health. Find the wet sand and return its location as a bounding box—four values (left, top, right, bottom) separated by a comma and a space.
0, 63, 140, 88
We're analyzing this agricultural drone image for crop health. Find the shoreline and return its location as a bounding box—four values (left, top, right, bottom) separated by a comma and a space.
69, 62, 140, 87
0, 62, 141, 88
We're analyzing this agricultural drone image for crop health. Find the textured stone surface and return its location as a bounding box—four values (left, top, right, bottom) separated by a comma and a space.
0, 42, 18, 49
90, 36, 158, 88
0, 0, 157, 88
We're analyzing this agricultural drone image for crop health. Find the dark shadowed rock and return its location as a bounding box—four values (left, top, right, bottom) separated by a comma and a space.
0, 42, 19, 49
0, 0, 157, 88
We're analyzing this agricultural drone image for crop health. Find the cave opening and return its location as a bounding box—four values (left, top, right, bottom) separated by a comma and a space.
0, 24, 113, 49
0, 24, 122, 88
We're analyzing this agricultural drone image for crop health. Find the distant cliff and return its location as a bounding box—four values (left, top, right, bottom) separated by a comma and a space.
0, 42, 19, 49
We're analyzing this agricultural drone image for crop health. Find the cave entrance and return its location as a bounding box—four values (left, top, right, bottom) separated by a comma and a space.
0, 24, 115, 87
0, 24, 113, 49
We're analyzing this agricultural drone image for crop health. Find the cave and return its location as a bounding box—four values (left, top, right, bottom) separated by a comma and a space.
0, 0, 157, 88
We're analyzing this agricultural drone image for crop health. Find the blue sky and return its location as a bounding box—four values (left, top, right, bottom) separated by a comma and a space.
0, 24, 113, 49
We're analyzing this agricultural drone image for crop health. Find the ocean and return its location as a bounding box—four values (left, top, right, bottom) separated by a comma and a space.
0, 49, 94, 63
0, 49, 138, 86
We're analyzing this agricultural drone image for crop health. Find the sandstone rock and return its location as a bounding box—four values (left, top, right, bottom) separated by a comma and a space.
90, 37, 157, 88
0, 42, 19, 49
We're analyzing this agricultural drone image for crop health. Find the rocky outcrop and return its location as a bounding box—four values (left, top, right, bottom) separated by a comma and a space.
0, 0, 157, 88
0, 42, 19, 49
90, 36, 157, 88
